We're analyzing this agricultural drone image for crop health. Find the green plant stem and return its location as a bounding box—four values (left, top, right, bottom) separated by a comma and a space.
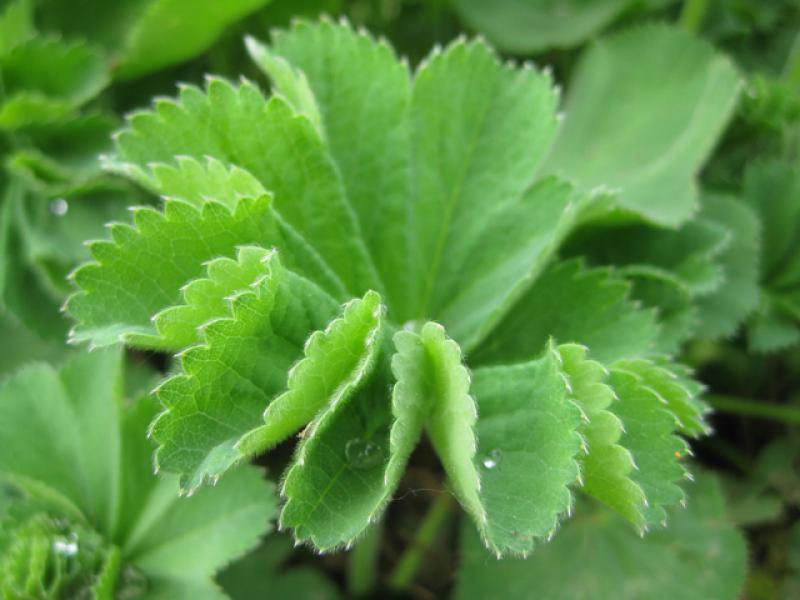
679, 0, 709, 33
706, 394, 800, 424
347, 520, 382, 596
388, 493, 454, 592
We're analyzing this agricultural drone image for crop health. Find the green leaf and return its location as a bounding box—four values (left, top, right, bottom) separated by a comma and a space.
113, 0, 271, 80
218, 535, 341, 600
612, 358, 709, 438
0, 350, 276, 597
475, 259, 659, 365
67, 195, 282, 348
452, 0, 631, 53
695, 194, 761, 339
619, 266, 696, 355
0, 0, 34, 55
545, 25, 741, 226
455, 473, 748, 600
151, 250, 352, 492
408, 38, 559, 322
238, 289, 384, 458
566, 218, 731, 296
139, 245, 281, 350
559, 344, 647, 530
742, 161, 800, 351
0, 349, 122, 535
107, 77, 380, 298
0, 37, 108, 128
608, 367, 689, 527
415, 323, 484, 530
279, 371, 393, 551
251, 20, 413, 317
470, 342, 582, 555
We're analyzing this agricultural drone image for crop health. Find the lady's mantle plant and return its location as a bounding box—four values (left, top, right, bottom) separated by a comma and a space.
66, 19, 740, 555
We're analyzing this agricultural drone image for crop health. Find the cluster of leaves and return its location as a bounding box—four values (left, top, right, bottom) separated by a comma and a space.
0, 349, 274, 598
61, 18, 739, 558
2, 0, 799, 598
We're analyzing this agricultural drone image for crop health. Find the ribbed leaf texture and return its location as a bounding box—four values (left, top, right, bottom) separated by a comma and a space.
65, 19, 729, 554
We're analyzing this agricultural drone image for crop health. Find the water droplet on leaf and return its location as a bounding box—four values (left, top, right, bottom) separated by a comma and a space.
482, 448, 502, 470
345, 438, 383, 470
50, 198, 69, 216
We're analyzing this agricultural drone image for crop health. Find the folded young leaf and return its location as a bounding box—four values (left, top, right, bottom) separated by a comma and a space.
559, 344, 647, 530
0, 349, 275, 598
455, 473, 747, 600
608, 367, 689, 527
545, 25, 741, 226
151, 251, 375, 493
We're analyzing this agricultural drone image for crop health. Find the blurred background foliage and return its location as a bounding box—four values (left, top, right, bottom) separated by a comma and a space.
1, 0, 799, 598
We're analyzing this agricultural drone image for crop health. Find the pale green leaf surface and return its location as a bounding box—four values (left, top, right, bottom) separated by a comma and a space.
409, 38, 559, 321
123, 467, 274, 580
0, 349, 122, 537
0, 350, 276, 597
0, 0, 34, 55
695, 194, 760, 339
416, 323, 484, 527
545, 25, 741, 226
437, 176, 577, 351
151, 252, 343, 492
475, 260, 659, 366
113, 0, 270, 80
108, 78, 379, 297
256, 20, 413, 318
471, 342, 582, 555
452, 0, 630, 53
455, 474, 747, 600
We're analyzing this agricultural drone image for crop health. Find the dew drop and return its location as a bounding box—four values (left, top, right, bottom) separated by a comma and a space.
53, 532, 79, 556
345, 438, 383, 470
50, 198, 69, 216
481, 448, 502, 470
